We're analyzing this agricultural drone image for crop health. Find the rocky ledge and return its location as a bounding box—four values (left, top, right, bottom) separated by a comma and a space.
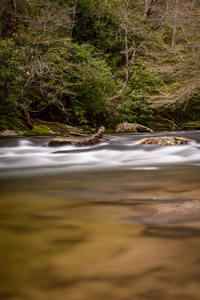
49, 126, 109, 147
138, 136, 196, 145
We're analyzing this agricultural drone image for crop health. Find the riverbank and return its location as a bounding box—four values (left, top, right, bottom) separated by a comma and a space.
0, 119, 95, 137
1, 119, 200, 137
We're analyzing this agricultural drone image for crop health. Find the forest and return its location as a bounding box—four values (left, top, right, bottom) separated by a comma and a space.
0, 0, 200, 132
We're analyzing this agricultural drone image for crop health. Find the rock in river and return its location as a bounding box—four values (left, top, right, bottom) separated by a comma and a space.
49, 126, 109, 147
116, 122, 153, 133
49, 138, 90, 147
138, 136, 196, 145
154, 200, 200, 215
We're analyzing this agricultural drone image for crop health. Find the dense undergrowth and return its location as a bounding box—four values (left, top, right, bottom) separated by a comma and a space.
0, 0, 200, 132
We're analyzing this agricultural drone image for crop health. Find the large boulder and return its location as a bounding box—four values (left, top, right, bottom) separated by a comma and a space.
138, 136, 196, 145
116, 122, 153, 133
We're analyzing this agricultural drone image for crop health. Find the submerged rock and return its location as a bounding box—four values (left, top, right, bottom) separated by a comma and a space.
143, 225, 200, 238
140, 200, 200, 228
138, 136, 196, 145
116, 122, 153, 133
154, 200, 200, 215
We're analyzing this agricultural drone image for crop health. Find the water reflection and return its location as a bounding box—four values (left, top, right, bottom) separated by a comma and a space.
0, 168, 200, 299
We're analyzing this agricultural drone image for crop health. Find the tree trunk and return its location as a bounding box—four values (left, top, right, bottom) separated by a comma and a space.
1, 0, 17, 38
24, 108, 33, 130
172, 0, 179, 48
124, 0, 130, 83
70, 0, 78, 39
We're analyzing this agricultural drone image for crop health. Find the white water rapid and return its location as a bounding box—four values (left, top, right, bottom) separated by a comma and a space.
0, 131, 200, 178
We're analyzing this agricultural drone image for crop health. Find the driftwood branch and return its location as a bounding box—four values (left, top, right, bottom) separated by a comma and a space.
87, 126, 105, 145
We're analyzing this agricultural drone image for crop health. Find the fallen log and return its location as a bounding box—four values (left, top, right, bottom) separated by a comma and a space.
87, 126, 105, 145
48, 126, 109, 147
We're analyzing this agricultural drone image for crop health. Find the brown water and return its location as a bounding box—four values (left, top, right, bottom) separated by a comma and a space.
0, 167, 200, 300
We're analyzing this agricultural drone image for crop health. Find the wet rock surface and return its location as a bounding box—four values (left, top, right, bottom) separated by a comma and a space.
137, 200, 200, 226
49, 138, 89, 147
154, 200, 200, 215
138, 136, 196, 145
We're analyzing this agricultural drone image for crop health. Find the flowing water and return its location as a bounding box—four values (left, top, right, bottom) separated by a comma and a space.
0, 131, 200, 300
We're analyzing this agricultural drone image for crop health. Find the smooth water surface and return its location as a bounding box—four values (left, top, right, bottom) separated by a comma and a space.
0, 131, 200, 300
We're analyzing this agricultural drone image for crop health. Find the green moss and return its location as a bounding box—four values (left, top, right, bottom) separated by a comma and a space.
146, 121, 170, 131
23, 125, 53, 136
104, 128, 115, 133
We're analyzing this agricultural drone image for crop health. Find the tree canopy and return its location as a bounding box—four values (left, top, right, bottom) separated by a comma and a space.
0, 0, 200, 130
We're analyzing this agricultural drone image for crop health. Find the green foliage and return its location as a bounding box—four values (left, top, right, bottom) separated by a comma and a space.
129, 60, 163, 94
106, 61, 163, 125
0, 38, 26, 118
70, 51, 117, 123
0, 0, 200, 131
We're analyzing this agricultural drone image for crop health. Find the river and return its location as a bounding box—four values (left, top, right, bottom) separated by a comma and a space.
0, 131, 200, 300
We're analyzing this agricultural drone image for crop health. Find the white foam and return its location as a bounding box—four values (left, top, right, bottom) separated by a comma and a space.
0, 134, 200, 178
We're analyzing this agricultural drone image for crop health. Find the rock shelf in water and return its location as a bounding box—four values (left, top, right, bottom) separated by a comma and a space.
138, 136, 196, 145
49, 126, 108, 147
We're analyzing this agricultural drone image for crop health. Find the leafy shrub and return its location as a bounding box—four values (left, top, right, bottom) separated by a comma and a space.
0, 38, 27, 126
